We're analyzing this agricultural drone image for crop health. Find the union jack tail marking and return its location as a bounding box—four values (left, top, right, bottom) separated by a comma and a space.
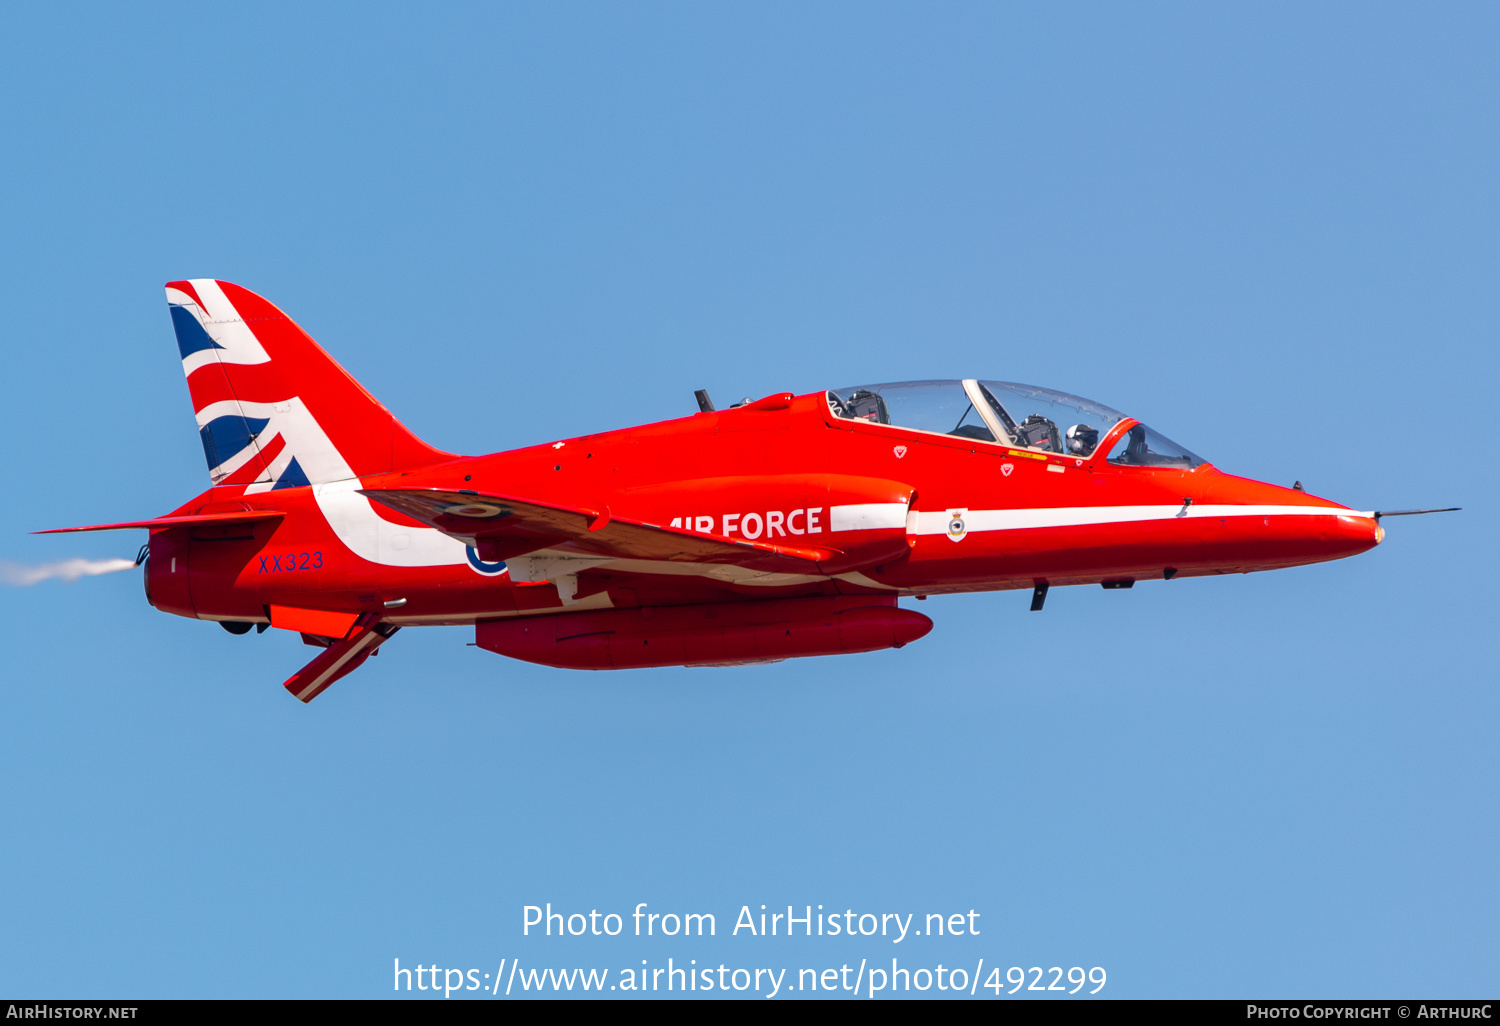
165, 279, 453, 490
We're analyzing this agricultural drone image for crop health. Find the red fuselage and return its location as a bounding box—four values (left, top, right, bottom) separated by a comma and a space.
149, 391, 1379, 628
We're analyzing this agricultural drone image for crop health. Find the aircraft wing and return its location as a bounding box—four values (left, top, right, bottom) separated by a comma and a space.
358, 488, 841, 573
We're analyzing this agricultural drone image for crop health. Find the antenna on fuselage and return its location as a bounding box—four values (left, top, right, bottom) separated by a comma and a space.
694, 389, 716, 413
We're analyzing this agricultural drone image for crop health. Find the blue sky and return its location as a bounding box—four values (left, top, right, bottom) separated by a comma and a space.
0, 2, 1494, 999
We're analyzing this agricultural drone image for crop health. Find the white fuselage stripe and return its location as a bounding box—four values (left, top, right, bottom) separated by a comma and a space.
314, 479, 470, 567
907, 504, 1373, 536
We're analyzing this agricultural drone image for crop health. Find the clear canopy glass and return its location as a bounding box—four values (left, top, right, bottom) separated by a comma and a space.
827, 381, 995, 442
977, 381, 1125, 456
827, 378, 1205, 465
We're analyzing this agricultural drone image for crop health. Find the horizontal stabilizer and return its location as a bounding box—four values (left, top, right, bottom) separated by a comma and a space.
359, 488, 837, 572
35, 510, 286, 534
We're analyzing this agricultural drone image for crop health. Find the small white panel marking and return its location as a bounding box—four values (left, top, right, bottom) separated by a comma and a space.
830, 503, 909, 532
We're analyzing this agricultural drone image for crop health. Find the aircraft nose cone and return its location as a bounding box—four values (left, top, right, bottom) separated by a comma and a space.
1239, 506, 1380, 569
1320, 510, 1383, 559
1192, 473, 1382, 568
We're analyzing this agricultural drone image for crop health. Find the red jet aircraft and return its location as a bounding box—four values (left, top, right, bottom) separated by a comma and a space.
42, 280, 1452, 703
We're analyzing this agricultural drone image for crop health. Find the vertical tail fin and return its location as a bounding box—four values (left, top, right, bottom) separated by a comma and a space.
165, 279, 454, 490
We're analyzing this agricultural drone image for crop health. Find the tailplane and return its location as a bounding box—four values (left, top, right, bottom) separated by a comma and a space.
165, 279, 453, 490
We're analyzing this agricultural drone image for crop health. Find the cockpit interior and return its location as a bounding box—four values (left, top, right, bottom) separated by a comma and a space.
826, 379, 1204, 468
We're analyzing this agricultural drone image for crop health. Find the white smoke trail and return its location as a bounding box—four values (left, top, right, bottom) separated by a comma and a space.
0, 558, 138, 586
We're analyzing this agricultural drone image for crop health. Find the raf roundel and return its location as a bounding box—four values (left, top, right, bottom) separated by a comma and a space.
466, 547, 509, 577
442, 502, 509, 519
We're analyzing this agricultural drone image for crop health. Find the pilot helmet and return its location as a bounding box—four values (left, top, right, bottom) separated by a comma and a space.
1066, 423, 1099, 455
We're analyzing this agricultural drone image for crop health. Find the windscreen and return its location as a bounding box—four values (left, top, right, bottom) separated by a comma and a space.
1105, 423, 1205, 468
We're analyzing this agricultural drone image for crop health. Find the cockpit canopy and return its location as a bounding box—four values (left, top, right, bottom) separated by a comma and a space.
827, 379, 1204, 468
